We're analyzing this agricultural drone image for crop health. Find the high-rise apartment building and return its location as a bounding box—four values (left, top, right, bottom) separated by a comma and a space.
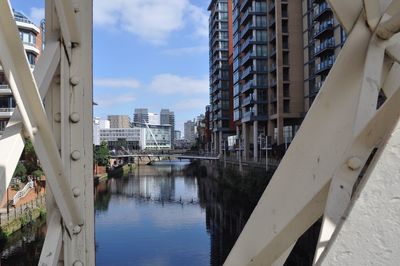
302, 0, 345, 111
184, 120, 196, 144
107, 115, 130, 128
160, 109, 175, 147
148, 113, 160, 125
134, 108, 149, 124
205, 0, 346, 160
231, 0, 304, 161
0, 10, 42, 136
208, 0, 234, 155
174, 130, 181, 140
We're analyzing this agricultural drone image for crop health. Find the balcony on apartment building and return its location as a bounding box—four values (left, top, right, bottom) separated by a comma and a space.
269, 63, 277, 73
269, 93, 277, 103
241, 65, 254, 80
268, 17, 275, 29
315, 56, 335, 75
242, 80, 254, 94
270, 78, 277, 87
241, 7, 252, 22
0, 108, 15, 118
240, 0, 252, 12
240, 36, 255, 53
241, 50, 254, 65
211, 34, 228, 48
241, 110, 268, 123
214, 101, 223, 111
268, 2, 275, 13
269, 48, 276, 58
314, 19, 334, 39
242, 94, 254, 107
313, 2, 331, 21
241, 21, 253, 37
269, 32, 276, 43
0, 85, 11, 95
314, 37, 335, 56
309, 81, 324, 96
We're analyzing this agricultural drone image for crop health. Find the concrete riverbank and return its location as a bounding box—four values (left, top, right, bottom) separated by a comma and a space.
0, 195, 46, 241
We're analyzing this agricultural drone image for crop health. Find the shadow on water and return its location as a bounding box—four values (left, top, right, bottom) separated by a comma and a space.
0, 217, 46, 266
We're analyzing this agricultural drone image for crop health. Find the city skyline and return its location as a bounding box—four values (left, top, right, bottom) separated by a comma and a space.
10, 0, 211, 134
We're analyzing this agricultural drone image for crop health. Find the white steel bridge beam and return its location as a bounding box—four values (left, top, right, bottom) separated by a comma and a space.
224, 0, 400, 265
0, 0, 94, 265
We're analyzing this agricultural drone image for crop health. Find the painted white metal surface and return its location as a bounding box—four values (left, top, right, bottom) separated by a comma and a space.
225, 0, 400, 265
0, 0, 94, 264
320, 120, 400, 265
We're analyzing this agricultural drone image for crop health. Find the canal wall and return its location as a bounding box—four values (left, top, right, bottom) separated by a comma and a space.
0, 195, 46, 242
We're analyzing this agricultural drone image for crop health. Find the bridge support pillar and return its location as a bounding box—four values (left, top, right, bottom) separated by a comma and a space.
243, 122, 248, 161
253, 121, 258, 162
213, 132, 217, 155
219, 131, 223, 156
236, 125, 240, 160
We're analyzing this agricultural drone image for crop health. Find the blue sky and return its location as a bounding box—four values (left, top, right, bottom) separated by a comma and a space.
10, 0, 210, 132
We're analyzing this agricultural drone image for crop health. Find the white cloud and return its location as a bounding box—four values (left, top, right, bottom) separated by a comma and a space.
95, 93, 136, 107
29, 7, 44, 25
162, 45, 208, 56
187, 4, 209, 38
175, 98, 208, 110
148, 74, 208, 95
93, 0, 208, 44
94, 78, 141, 89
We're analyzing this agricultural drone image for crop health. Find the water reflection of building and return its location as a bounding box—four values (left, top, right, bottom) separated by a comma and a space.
107, 175, 176, 201
197, 177, 253, 266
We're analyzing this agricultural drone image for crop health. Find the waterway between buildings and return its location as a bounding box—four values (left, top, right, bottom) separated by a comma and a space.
0, 160, 268, 266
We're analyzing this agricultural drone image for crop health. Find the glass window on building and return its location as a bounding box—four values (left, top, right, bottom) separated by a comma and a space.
234, 96, 240, 109
233, 70, 240, 83
219, 12, 228, 20
234, 83, 240, 96
219, 2, 228, 11
256, 30, 268, 41
256, 45, 268, 56
255, 16, 267, 27
254, 1, 267, 12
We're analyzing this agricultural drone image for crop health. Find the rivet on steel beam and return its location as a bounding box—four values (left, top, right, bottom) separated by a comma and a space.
54, 112, 61, 123
70, 76, 80, 86
72, 187, 81, 197
70, 112, 80, 123
71, 150, 81, 161
347, 157, 362, 171
32, 127, 38, 135
67, 42, 72, 48
73, 225, 82, 234
73, 260, 83, 266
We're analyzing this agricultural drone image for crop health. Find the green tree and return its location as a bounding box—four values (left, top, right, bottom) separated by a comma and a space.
32, 169, 44, 179
94, 141, 110, 167
13, 162, 27, 179
23, 138, 42, 174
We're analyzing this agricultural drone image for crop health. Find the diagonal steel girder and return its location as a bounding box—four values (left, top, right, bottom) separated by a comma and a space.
224, 1, 400, 265
0, 0, 82, 234
0, 41, 60, 203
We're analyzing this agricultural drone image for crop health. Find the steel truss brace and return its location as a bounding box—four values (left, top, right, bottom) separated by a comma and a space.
0, 0, 94, 265
224, 0, 400, 265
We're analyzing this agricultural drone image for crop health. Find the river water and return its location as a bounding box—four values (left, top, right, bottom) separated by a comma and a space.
1, 161, 260, 266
